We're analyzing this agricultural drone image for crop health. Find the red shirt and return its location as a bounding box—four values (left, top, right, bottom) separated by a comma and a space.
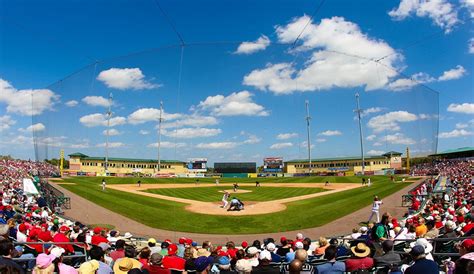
462, 223, 474, 233
91, 235, 108, 246
110, 249, 125, 261
38, 231, 53, 242
143, 265, 171, 274
53, 233, 74, 254
345, 257, 374, 272
162, 255, 185, 271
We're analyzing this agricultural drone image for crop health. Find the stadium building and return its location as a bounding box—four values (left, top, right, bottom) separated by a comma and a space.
285, 151, 402, 175
67, 152, 187, 176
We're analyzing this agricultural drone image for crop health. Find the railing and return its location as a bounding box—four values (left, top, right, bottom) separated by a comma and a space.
39, 181, 71, 210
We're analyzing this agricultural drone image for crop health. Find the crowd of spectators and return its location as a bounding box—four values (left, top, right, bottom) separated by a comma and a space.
0, 158, 473, 274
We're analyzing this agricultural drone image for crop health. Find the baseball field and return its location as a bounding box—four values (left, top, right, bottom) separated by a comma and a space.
55, 176, 413, 234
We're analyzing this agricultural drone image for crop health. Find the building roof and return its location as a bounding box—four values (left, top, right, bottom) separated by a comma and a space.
68, 153, 184, 163
429, 147, 474, 157
285, 155, 390, 163
382, 151, 403, 157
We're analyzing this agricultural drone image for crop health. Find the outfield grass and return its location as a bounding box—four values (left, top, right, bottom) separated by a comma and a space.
60, 176, 411, 234
143, 186, 327, 202
70, 175, 395, 185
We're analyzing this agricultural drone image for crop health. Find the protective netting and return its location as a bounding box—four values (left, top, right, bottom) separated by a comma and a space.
32, 43, 439, 164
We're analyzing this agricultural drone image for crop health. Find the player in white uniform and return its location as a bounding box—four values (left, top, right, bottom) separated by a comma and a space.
367, 178, 371, 187
215, 178, 219, 185
102, 179, 106, 191
221, 191, 230, 208
367, 196, 383, 223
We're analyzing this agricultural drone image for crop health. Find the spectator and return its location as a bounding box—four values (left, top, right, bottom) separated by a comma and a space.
315, 245, 345, 274
114, 246, 142, 273
454, 239, 474, 274
32, 253, 56, 274
416, 218, 428, 237
162, 244, 185, 270
139, 246, 151, 266
404, 245, 439, 274
212, 256, 233, 274
314, 237, 329, 256
50, 246, 78, 274
144, 253, 171, 274
0, 239, 25, 274
425, 220, 439, 239
374, 240, 401, 269
194, 256, 214, 274
147, 238, 161, 255
109, 239, 126, 261
345, 242, 374, 272
88, 245, 113, 274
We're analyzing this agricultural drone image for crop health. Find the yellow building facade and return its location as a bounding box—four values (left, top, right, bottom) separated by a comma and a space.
66, 153, 187, 176
285, 151, 402, 175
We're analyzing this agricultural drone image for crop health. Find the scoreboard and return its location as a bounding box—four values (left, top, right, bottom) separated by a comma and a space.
214, 162, 256, 173
187, 158, 208, 172
263, 157, 283, 172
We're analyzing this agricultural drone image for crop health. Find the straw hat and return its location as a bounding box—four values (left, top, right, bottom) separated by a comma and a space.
350, 243, 371, 258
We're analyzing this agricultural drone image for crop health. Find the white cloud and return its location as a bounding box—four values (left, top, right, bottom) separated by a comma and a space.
315, 138, 326, 143
162, 115, 218, 129
82, 96, 110, 107
243, 135, 261, 144
96, 142, 125, 148
102, 128, 121, 136
367, 150, 385, 155
455, 123, 468, 129
0, 115, 16, 132
438, 65, 467, 81
388, 0, 458, 33
244, 16, 400, 94
127, 108, 182, 125
235, 35, 271, 54
79, 113, 127, 127
367, 111, 418, 132
0, 78, 59, 116
270, 142, 293, 149
447, 103, 474, 114
196, 142, 239, 149
19, 123, 46, 133
276, 133, 298, 140
162, 127, 221, 139
388, 72, 435, 91
461, 0, 474, 18
366, 134, 377, 141
469, 38, 474, 54
439, 129, 473, 138
70, 142, 90, 149
36, 136, 67, 147
198, 91, 269, 116
147, 141, 186, 148
65, 100, 78, 107
139, 130, 150, 135
97, 68, 159, 90
300, 141, 315, 148
383, 132, 416, 145
362, 107, 383, 117
318, 130, 342, 136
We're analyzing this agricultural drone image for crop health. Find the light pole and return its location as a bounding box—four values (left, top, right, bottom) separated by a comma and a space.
105, 92, 113, 176
354, 93, 365, 175
305, 100, 312, 173
157, 101, 163, 173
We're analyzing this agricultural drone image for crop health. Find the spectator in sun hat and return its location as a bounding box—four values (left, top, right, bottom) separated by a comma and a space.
114, 247, 142, 274
454, 238, 474, 274
405, 238, 434, 261
194, 256, 214, 274
49, 246, 78, 274
345, 242, 374, 272
266, 242, 281, 262
404, 245, 438, 274
33, 253, 56, 273
162, 244, 185, 270
148, 238, 162, 255
144, 253, 171, 274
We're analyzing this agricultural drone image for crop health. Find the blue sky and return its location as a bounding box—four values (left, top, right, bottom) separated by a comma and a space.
0, 0, 473, 164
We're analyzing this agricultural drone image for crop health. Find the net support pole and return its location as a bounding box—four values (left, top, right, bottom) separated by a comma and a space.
157, 101, 163, 173
355, 92, 365, 175
305, 100, 312, 173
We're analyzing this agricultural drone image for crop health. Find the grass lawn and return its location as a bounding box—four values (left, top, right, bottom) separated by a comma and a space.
143, 186, 327, 202
60, 176, 411, 234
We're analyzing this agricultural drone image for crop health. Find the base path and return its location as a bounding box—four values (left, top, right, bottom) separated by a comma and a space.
51, 180, 419, 243
107, 183, 360, 216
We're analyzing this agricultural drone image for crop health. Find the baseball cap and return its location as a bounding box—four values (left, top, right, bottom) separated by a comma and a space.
168, 244, 178, 255
461, 239, 474, 253
259, 250, 272, 261
266, 242, 276, 251
217, 256, 230, 265
36, 253, 56, 268
50, 247, 65, 258
294, 241, 304, 249
194, 256, 214, 272
247, 246, 259, 255
59, 226, 70, 233
93, 227, 102, 234
148, 238, 157, 244
241, 241, 248, 248
410, 245, 425, 257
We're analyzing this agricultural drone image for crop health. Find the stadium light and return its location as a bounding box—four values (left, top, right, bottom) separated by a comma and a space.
354, 92, 365, 175
305, 100, 312, 173
105, 92, 113, 176
157, 101, 164, 172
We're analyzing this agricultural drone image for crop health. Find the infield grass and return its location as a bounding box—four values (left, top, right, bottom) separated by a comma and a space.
143, 186, 327, 202
59, 176, 411, 234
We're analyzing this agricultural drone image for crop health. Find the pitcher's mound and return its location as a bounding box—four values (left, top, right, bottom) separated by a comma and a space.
218, 189, 252, 194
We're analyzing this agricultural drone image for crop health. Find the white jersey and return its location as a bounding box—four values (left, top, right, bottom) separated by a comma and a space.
222, 193, 229, 201
372, 200, 382, 212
